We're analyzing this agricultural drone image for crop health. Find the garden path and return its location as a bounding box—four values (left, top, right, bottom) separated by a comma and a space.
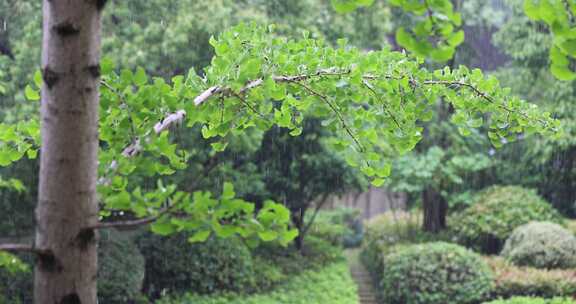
345, 249, 379, 304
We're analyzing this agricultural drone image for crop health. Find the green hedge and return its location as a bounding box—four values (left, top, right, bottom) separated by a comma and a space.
137, 232, 256, 299
483, 297, 576, 304
98, 229, 146, 303
360, 211, 448, 278
501, 222, 576, 269
380, 242, 494, 304
486, 256, 576, 298
450, 186, 563, 253
156, 261, 358, 304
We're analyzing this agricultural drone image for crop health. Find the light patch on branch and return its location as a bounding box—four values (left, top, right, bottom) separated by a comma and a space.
194, 86, 222, 106
154, 110, 186, 134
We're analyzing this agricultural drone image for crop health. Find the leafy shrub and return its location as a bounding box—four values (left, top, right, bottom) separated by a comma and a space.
486, 256, 576, 298
98, 229, 146, 303
0, 253, 32, 304
501, 222, 576, 269
253, 235, 343, 277
156, 260, 358, 304
0, 230, 146, 304
380, 242, 494, 304
483, 297, 576, 304
307, 207, 363, 248
360, 211, 450, 277
567, 220, 576, 235
450, 186, 563, 253
137, 232, 256, 299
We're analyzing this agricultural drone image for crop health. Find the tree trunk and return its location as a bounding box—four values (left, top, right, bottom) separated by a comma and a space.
292, 209, 305, 251
422, 187, 447, 233
35, 1, 104, 303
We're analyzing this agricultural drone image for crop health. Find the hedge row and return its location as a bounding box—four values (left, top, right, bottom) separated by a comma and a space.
156, 260, 358, 304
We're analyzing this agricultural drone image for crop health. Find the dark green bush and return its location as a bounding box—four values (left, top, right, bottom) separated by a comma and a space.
380, 242, 494, 304
501, 222, 576, 269
483, 297, 576, 304
0, 253, 33, 304
450, 186, 563, 253
486, 256, 576, 298
98, 229, 146, 303
0, 230, 146, 304
137, 232, 256, 299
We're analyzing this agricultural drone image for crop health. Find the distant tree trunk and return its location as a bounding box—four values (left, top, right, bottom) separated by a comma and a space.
35, 1, 104, 303
292, 209, 305, 251
422, 187, 447, 233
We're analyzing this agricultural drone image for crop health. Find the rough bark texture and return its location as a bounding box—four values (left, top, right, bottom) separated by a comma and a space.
422, 187, 447, 233
35, 1, 103, 303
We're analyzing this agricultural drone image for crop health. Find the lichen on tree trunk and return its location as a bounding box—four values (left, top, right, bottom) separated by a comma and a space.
35, 1, 104, 303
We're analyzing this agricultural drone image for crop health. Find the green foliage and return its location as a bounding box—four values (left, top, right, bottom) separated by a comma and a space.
0, 252, 27, 274
331, 0, 375, 13
331, 0, 464, 61
306, 207, 364, 247
450, 185, 564, 253
392, 0, 464, 61
380, 242, 494, 304
0, 253, 32, 304
486, 256, 576, 298
501, 222, 576, 269
250, 119, 364, 246
523, 0, 576, 80
483, 297, 576, 304
386, 144, 491, 196
156, 260, 358, 304
253, 235, 344, 277
136, 232, 256, 298
97, 229, 146, 303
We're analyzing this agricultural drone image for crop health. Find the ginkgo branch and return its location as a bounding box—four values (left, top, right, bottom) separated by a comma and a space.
0, 243, 50, 255
362, 79, 402, 129
287, 79, 365, 152
87, 199, 177, 230
563, 0, 575, 25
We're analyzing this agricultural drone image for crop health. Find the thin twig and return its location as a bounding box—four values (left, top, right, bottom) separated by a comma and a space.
87, 200, 178, 230
563, 0, 575, 25
301, 193, 330, 237
287, 80, 365, 152
229, 90, 269, 120
421, 80, 549, 126
0, 243, 49, 255
362, 79, 402, 129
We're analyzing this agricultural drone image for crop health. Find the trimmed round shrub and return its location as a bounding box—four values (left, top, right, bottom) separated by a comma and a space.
450, 186, 563, 253
483, 297, 576, 304
486, 256, 576, 299
98, 229, 146, 303
137, 232, 256, 299
501, 222, 576, 269
380, 242, 494, 304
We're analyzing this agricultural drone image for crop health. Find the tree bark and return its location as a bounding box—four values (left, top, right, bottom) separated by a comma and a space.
35, 1, 104, 303
292, 208, 305, 251
422, 187, 447, 233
